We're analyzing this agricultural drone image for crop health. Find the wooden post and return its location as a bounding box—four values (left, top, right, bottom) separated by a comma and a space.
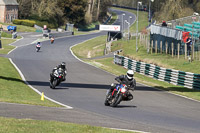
178, 43, 180, 59
155, 40, 157, 54
192, 43, 194, 61
146, 37, 148, 48
151, 40, 153, 54
199, 46, 200, 61
172, 42, 174, 57
185, 43, 187, 59
165, 42, 168, 54
160, 41, 162, 54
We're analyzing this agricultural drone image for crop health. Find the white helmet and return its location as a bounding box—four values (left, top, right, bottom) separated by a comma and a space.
127, 70, 134, 80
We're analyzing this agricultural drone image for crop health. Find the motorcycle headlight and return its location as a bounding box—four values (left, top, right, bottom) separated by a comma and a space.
121, 87, 126, 93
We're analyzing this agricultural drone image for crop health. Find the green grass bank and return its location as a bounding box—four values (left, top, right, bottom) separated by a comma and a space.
0, 117, 134, 133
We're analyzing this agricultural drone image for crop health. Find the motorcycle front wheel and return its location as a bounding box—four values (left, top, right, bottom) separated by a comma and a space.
110, 94, 122, 107
51, 79, 57, 89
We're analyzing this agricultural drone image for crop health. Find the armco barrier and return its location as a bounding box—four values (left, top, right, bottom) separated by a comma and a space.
114, 54, 200, 90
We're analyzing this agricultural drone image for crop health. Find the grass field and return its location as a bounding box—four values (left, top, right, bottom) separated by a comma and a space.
0, 39, 15, 54
0, 117, 134, 133
71, 36, 106, 59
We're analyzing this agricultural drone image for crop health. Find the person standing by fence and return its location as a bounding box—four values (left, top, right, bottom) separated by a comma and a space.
186, 35, 192, 56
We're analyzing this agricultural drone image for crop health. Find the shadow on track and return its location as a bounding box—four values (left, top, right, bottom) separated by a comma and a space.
21, 80, 200, 93
113, 105, 137, 108
27, 81, 110, 90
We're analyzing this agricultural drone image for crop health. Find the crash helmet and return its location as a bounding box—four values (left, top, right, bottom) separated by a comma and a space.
60, 62, 66, 69
127, 70, 134, 80
37, 41, 40, 45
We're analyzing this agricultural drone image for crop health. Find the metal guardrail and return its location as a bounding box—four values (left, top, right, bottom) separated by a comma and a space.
114, 54, 200, 90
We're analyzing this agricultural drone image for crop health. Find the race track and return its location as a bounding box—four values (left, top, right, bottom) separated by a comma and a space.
6, 9, 200, 133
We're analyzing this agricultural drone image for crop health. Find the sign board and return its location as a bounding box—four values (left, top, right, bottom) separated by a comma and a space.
192, 17, 196, 20
99, 25, 121, 32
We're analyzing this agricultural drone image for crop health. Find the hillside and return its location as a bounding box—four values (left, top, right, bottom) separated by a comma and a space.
154, 0, 197, 22
111, 0, 200, 22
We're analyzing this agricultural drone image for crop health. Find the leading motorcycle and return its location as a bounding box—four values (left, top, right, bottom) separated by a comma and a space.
36, 44, 41, 52
50, 68, 65, 89
104, 84, 133, 107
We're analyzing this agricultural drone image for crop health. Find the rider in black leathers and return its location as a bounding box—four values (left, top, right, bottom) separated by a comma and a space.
50, 62, 67, 83
107, 70, 136, 100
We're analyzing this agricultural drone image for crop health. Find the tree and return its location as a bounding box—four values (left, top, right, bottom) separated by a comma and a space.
58, 0, 88, 26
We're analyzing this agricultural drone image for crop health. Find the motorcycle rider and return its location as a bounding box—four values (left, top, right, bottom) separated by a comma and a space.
36, 41, 41, 47
50, 36, 55, 44
50, 62, 67, 83
107, 70, 136, 101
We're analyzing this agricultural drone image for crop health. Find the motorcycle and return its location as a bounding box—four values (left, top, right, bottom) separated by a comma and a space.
104, 84, 133, 107
50, 68, 65, 89
50, 37, 54, 44
36, 44, 41, 52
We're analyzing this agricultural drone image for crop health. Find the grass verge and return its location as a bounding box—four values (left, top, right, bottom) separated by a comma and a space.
0, 22, 36, 32
112, 7, 148, 33
71, 36, 106, 59
0, 117, 134, 133
0, 39, 16, 54
0, 39, 61, 107
0, 57, 61, 107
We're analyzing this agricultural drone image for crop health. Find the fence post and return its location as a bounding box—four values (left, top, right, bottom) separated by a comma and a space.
151, 40, 153, 54
166, 42, 168, 54
147, 41, 150, 53
155, 40, 157, 54
199, 46, 200, 61
178, 43, 180, 59
160, 41, 162, 54
146, 37, 148, 48
192, 43, 194, 61
185, 43, 187, 59
172, 42, 174, 57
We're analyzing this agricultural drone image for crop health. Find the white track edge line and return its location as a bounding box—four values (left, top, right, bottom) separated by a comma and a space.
8, 58, 73, 109
106, 127, 150, 133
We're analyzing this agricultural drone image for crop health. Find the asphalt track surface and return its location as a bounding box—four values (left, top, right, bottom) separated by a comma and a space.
2, 9, 200, 133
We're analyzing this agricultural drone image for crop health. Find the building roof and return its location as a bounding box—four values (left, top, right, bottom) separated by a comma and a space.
0, 0, 19, 6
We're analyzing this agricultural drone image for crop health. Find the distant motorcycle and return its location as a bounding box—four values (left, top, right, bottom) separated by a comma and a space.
104, 84, 133, 107
50, 37, 54, 44
36, 44, 41, 52
50, 68, 65, 89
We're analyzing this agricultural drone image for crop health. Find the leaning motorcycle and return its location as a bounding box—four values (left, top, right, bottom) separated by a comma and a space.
36, 44, 41, 52
104, 84, 132, 107
50, 68, 64, 89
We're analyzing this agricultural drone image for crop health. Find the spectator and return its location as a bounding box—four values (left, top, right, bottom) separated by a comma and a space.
162, 21, 167, 27
186, 35, 192, 56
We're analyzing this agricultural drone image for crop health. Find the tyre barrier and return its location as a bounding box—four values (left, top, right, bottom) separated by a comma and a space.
114, 54, 200, 90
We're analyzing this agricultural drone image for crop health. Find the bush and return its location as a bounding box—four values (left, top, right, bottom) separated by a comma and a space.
13, 19, 36, 27
35, 21, 57, 29
21, 20, 35, 27
13, 19, 57, 29
12, 19, 22, 25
